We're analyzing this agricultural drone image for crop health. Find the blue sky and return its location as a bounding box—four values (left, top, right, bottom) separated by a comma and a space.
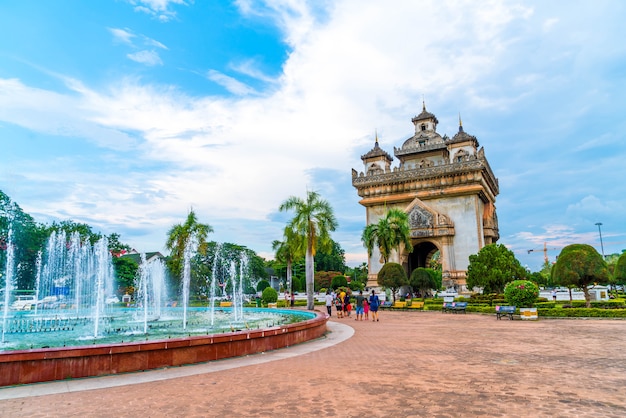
1, 0, 625, 271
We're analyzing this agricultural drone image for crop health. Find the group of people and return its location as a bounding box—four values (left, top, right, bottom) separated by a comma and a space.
324, 289, 381, 321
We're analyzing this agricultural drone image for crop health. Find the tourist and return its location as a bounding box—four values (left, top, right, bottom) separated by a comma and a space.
325, 290, 333, 317
355, 290, 365, 320
369, 289, 380, 322
291, 291, 295, 308
551, 289, 557, 302
335, 293, 343, 318
344, 292, 351, 317
363, 297, 370, 320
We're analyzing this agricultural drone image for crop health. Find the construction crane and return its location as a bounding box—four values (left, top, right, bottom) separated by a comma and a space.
527, 242, 559, 264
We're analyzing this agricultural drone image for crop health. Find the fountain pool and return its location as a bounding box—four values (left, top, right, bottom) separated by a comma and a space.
0, 229, 328, 387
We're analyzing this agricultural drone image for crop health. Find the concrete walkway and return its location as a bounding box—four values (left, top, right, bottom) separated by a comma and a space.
1, 311, 625, 417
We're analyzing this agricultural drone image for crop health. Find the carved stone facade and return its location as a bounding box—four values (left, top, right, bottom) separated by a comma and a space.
352, 104, 499, 290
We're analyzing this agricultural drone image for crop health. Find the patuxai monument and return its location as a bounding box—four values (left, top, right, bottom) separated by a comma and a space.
352, 103, 500, 291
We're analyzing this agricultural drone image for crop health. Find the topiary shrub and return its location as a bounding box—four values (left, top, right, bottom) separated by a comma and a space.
331, 275, 348, 290
504, 280, 539, 307
256, 280, 270, 292
261, 286, 278, 304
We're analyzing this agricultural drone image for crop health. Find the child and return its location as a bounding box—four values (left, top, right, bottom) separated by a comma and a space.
363, 297, 369, 320
335, 295, 343, 318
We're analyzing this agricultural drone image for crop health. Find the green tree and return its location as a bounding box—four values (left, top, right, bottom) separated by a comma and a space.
261, 286, 278, 304
504, 280, 539, 308
107, 233, 132, 256
331, 275, 348, 290
279, 191, 338, 310
314, 240, 346, 273
272, 226, 303, 294
552, 244, 610, 308
362, 208, 413, 263
256, 279, 270, 292
112, 256, 138, 295
466, 243, 526, 293
165, 209, 213, 290
377, 262, 407, 303
1, 191, 49, 291
314, 270, 343, 290
48, 220, 102, 245
409, 267, 438, 298
614, 252, 626, 288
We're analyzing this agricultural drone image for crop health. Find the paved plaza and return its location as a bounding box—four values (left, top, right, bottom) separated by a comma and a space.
1, 310, 625, 417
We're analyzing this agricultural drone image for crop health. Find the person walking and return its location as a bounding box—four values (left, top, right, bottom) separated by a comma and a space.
325, 290, 333, 317
355, 290, 365, 321
335, 293, 343, 318
344, 292, 351, 317
363, 297, 370, 320
369, 289, 380, 322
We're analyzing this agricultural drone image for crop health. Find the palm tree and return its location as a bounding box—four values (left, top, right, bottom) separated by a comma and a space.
165, 209, 213, 283
362, 208, 413, 264
279, 191, 338, 310
271, 226, 303, 295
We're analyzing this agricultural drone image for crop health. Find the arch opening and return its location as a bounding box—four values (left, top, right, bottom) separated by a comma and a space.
408, 241, 440, 276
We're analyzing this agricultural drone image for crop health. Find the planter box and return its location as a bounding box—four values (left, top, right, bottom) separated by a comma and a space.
520, 307, 538, 320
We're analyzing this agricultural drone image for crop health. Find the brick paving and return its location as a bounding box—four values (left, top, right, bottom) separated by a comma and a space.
1, 310, 626, 417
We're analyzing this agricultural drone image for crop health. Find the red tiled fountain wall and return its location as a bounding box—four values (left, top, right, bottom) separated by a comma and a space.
0, 311, 328, 387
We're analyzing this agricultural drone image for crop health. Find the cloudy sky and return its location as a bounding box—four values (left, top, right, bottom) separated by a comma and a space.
1, 0, 625, 271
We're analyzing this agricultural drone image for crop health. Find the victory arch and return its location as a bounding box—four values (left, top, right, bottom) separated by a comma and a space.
352, 104, 500, 291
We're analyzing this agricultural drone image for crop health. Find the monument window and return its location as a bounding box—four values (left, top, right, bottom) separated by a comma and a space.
419, 140, 426, 146
421, 124, 426, 131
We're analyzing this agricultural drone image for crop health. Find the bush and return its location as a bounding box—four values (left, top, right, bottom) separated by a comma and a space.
256, 280, 270, 292
349, 281, 364, 292
331, 275, 348, 290
504, 280, 539, 307
261, 287, 278, 304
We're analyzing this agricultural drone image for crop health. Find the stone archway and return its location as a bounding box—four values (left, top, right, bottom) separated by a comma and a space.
353, 105, 500, 290
408, 241, 439, 276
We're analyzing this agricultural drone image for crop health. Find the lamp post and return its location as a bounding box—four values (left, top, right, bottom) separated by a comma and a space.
595, 222, 605, 259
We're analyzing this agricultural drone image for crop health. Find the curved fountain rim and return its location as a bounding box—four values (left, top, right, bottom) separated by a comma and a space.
0, 308, 323, 355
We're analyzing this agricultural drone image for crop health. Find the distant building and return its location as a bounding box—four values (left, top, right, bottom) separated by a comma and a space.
352, 103, 499, 291
120, 251, 166, 265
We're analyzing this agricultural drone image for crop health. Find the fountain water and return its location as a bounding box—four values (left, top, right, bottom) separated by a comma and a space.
0, 228, 327, 386
1, 227, 15, 344
135, 254, 168, 333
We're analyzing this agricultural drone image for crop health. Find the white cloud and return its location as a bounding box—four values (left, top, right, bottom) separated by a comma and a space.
108, 27, 135, 44
127, 50, 163, 66
2, 1, 625, 268
128, 0, 188, 21
206, 70, 256, 96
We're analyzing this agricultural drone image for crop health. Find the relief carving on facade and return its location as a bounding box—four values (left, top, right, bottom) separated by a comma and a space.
408, 205, 434, 229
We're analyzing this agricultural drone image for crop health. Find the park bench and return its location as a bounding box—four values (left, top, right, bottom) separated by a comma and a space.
495, 305, 516, 320
442, 301, 467, 313
393, 301, 407, 309
219, 301, 232, 307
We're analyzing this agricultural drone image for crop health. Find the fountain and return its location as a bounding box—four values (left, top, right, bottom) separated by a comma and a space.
0, 228, 327, 386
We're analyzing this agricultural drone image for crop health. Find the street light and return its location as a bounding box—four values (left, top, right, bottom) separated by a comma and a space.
595, 222, 605, 259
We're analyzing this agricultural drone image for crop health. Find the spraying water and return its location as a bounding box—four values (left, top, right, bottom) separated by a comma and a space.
1, 227, 15, 344
135, 254, 168, 334
181, 235, 197, 330
209, 243, 221, 325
